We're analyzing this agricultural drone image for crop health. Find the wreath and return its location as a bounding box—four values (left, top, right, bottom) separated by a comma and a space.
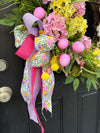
0, 0, 100, 132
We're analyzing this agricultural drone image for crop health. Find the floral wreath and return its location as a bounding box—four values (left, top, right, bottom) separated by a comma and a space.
0, 0, 100, 132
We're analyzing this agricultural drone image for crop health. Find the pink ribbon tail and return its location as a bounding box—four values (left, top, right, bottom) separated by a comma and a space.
31, 67, 44, 133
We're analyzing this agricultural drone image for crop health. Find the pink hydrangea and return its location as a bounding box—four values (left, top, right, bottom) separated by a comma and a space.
80, 35, 91, 51
73, 2, 86, 16
43, 11, 68, 42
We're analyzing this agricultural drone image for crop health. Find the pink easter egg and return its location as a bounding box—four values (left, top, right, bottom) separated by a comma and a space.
34, 7, 45, 19
72, 41, 85, 53
58, 39, 69, 49
59, 54, 70, 66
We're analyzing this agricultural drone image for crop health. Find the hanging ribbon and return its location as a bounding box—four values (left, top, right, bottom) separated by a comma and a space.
14, 13, 55, 133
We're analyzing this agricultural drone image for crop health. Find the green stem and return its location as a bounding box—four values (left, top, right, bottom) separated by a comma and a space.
71, 0, 89, 4
82, 67, 98, 75
0, 2, 17, 11
36, 0, 41, 7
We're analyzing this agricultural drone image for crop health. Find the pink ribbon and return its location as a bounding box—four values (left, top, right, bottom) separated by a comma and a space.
16, 13, 44, 133
15, 34, 35, 60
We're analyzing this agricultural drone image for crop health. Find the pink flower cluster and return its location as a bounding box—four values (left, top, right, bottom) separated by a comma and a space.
80, 35, 91, 51
73, 2, 86, 16
43, 11, 68, 42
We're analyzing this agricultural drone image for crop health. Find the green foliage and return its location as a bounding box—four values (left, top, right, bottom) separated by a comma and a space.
65, 59, 75, 74
80, 76, 85, 83
65, 75, 74, 84
0, 17, 14, 26
73, 78, 79, 91
71, 65, 80, 77
91, 81, 98, 90
86, 79, 91, 91
71, 0, 89, 4
0, 0, 46, 26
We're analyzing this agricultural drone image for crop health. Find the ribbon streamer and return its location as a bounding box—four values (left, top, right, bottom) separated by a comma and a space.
14, 13, 55, 133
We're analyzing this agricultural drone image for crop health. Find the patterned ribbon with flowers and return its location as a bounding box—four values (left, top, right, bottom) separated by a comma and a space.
14, 13, 55, 133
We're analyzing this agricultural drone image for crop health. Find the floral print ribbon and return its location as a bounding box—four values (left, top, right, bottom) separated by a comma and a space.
14, 13, 55, 133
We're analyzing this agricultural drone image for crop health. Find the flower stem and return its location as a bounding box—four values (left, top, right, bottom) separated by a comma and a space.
82, 67, 98, 75
0, 2, 17, 11
36, 0, 41, 7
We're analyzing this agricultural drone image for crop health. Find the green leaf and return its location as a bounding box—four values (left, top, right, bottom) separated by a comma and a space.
86, 79, 91, 91
73, 78, 79, 91
92, 81, 98, 90
0, 19, 14, 26
97, 73, 100, 78
65, 75, 74, 84
80, 76, 85, 83
71, 65, 80, 77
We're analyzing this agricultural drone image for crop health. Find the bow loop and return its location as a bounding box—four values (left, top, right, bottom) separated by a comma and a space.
23, 13, 43, 36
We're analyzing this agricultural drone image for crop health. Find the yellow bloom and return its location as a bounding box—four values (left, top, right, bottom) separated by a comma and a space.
50, 0, 74, 18
93, 48, 100, 55
50, 56, 58, 64
67, 15, 88, 37
41, 72, 50, 80
35, 38, 39, 44
51, 63, 59, 71
39, 30, 44, 35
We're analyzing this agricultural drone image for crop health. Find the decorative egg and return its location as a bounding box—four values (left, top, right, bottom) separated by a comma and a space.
58, 39, 69, 50
72, 41, 85, 53
34, 7, 45, 19
59, 54, 70, 67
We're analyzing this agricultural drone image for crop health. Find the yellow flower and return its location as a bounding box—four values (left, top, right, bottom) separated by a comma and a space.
39, 30, 44, 35
35, 38, 39, 44
93, 48, 100, 55
67, 15, 88, 37
50, 56, 58, 64
51, 63, 59, 71
41, 72, 50, 80
50, 0, 74, 18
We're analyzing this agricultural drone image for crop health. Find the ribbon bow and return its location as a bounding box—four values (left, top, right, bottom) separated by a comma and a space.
14, 13, 55, 133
